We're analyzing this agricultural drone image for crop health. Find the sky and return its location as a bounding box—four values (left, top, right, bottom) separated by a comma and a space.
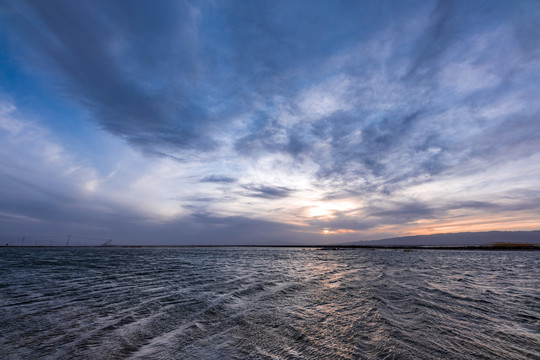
0, 0, 539, 245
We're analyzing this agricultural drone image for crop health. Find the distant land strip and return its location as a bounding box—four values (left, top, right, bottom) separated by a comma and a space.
1, 230, 539, 249
2, 244, 539, 251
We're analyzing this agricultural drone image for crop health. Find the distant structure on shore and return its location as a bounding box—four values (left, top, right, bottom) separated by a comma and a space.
0, 234, 112, 247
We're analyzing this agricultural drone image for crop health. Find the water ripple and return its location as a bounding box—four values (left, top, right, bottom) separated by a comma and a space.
0, 248, 538, 359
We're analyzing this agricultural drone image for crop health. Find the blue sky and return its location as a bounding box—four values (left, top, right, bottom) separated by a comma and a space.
0, 0, 539, 245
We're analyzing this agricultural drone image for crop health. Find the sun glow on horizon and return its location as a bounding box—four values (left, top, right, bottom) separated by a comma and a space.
306, 200, 359, 219
401, 215, 540, 236
320, 228, 358, 235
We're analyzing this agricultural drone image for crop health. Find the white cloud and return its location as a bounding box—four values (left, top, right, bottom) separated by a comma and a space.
440, 60, 500, 94
0, 98, 98, 190
0, 97, 192, 221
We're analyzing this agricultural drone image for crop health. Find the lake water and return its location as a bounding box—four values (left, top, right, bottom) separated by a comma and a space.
0, 247, 538, 359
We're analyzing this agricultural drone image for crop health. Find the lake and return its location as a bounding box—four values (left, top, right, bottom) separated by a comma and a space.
0, 247, 538, 359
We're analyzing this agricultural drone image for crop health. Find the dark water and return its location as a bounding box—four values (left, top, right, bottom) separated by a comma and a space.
0, 248, 538, 359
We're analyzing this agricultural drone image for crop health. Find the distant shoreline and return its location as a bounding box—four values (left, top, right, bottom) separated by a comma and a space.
2, 244, 539, 251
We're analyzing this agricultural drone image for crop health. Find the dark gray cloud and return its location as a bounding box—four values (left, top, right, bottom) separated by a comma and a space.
371, 202, 436, 223
307, 216, 380, 232
2, 0, 214, 153
127, 212, 313, 245
241, 185, 294, 199
200, 175, 237, 183
404, 0, 455, 79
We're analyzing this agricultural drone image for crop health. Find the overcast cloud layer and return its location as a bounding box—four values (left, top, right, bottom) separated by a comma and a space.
0, 0, 539, 245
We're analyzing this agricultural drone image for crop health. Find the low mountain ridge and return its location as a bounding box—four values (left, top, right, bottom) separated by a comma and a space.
344, 230, 540, 246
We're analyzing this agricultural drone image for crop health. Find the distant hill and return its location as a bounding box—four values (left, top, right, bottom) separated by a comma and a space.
343, 230, 540, 246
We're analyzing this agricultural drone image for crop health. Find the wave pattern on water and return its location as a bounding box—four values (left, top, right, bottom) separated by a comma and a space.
0, 248, 539, 359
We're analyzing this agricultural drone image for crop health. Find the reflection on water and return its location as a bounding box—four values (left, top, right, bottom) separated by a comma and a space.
0, 248, 538, 359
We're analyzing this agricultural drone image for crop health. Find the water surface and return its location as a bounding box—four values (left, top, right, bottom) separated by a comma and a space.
0, 248, 538, 359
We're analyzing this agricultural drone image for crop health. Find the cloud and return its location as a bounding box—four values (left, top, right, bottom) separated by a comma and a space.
404, 0, 455, 79
0, 1, 539, 243
200, 175, 237, 183
241, 184, 294, 199
2, 0, 214, 153
3, 1, 538, 175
